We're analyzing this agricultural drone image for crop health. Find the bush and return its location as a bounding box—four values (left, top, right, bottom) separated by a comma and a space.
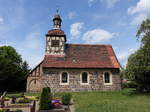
122, 81, 137, 88
61, 93, 72, 105
0, 109, 9, 112
26, 96, 38, 101
39, 87, 52, 110
17, 98, 31, 103
4, 97, 10, 101
13, 110, 22, 112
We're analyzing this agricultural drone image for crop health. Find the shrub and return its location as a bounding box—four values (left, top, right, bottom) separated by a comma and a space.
20, 93, 25, 98
61, 93, 72, 105
17, 98, 31, 103
122, 81, 137, 88
26, 96, 38, 101
13, 110, 22, 112
39, 87, 52, 110
4, 97, 10, 101
0, 109, 9, 112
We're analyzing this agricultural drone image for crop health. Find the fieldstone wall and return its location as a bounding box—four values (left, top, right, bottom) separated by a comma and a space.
27, 68, 121, 92
42, 68, 121, 92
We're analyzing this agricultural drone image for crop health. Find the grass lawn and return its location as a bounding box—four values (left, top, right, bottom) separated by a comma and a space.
3, 89, 150, 112
72, 89, 150, 112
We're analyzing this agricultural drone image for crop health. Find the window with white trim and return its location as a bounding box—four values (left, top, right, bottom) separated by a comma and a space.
81, 72, 88, 84
61, 72, 68, 83
104, 72, 110, 83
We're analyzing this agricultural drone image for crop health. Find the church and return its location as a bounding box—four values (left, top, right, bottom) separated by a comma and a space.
26, 13, 121, 92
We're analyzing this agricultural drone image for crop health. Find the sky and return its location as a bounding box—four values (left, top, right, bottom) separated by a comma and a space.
0, 0, 150, 68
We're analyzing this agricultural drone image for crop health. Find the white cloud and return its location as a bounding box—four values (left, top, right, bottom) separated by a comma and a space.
100, 0, 120, 8
131, 14, 147, 25
68, 12, 77, 19
82, 29, 115, 44
117, 48, 138, 67
91, 14, 105, 21
70, 22, 84, 38
0, 17, 4, 24
128, 0, 150, 15
88, 0, 97, 7
128, 0, 150, 25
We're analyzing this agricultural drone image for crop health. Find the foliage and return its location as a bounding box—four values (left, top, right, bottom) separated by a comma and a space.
136, 19, 150, 45
4, 96, 10, 101
125, 18, 150, 92
0, 110, 9, 112
0, 46, 30, 92
73, 89, 150, 112
12, 110, 22, 112
61, 93, 72, 105
17, 98, 31, 103
122, 81, 137, 88
25, 96, 39, 101
120, 68, 126, 79
39, 87, 52, 110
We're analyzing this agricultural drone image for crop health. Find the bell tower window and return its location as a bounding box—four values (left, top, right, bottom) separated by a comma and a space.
51, 40, 60, 47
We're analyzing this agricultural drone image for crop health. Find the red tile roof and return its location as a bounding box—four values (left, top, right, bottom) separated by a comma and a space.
47, 29, 65, 35
42, 44, 121, 69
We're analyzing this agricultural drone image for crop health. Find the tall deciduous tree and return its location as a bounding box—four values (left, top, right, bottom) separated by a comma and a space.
0, 46, 30, 92
126, 19, 150, 92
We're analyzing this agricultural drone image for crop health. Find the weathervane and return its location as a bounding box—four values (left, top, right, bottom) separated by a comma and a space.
56, 8, 59, 14
56, 5, 60, 14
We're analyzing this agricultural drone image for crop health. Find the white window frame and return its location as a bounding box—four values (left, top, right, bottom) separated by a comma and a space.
60, 71, 69, 85
103, 71, 112, 85
80, 72, 89, 85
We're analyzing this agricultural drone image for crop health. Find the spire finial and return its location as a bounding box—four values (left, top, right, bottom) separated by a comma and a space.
56, 4, 60, 14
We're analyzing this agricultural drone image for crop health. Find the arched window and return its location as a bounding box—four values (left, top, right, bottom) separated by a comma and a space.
81, 72, 89, 84
104, 72, 110, 83
61, 72, 68, 83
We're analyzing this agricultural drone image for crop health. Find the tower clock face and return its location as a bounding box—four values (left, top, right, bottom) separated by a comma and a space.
46, 36, 65, 54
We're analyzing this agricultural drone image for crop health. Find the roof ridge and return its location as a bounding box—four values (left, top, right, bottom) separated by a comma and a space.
66, 43, 112, 46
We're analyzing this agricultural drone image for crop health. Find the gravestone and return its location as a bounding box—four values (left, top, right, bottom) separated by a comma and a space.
0, 92, 7, 108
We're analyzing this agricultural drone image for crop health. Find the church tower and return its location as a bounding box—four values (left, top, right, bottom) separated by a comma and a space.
45, 13, 66, 55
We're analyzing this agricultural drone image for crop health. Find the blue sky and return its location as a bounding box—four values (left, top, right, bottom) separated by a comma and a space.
0, 0, 149, 68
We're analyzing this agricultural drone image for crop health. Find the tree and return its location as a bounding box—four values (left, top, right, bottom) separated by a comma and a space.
126, 18, 150, 92
0, 46, 30, 92
39, 87, 52, 110
136, 19, 150, 45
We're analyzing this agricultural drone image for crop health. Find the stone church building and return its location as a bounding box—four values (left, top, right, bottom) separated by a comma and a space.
26, 13, 121, 92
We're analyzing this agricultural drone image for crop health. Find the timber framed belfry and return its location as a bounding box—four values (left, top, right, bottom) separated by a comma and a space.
26, 12, 121, 92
